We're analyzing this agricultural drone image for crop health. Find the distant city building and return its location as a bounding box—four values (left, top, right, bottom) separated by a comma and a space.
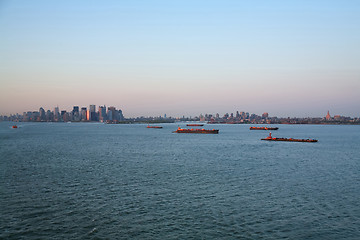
81, 107, 87, 121
326, 111, 331, 121
39, 107, 46, 121
262, 112, 269, 118
90, 105, 96, 113
86, 109, 91, 121
118, 109, 124, 121
240, 112, 245, 119
73, 106, 79, 113
106, 109, 112, 121
61, 110, 68, 122
72, 106, 80, 121
54, 106, 60, 121
98, 105, 107, 122
89, 105, 97, 121
46, 110, 52, 121
107, 106, 124, 122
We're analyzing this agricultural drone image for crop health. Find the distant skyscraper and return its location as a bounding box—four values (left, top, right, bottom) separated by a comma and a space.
107, 106, 116, 121
240, 112, 245, 119
86, 110, 91, 121
72, 106, 79, 113
90, 105, 96, 113
118, 109, 124, 121
39, 107, 46, 121
72, 106, 80, 121
262, 112, 269, 118
107, 108, 113, 121
54, 106, 60, 121
98, 105, 107, 122
61, 110, 67, 122
81, 107, 87, 121
46, 110, 53, 121
89, 105, 97, 121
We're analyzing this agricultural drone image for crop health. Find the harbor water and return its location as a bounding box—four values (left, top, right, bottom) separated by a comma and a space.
0, 122, 359, 239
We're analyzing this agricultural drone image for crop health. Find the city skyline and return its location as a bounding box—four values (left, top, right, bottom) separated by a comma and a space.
1, 1, 360, 117
1, 103, 358, 122
1, 102, 360, 119
2, 103, 359, 125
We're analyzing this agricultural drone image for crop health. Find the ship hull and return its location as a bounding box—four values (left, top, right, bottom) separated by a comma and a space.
250, 127, 278, 130
261, 138, 317, 142
173, 129, 219, 134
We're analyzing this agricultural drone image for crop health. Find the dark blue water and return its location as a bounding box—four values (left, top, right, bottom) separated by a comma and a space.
1, 122, 359, 239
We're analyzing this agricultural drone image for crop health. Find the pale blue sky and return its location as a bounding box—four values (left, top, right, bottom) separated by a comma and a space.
1, 0, 359, 117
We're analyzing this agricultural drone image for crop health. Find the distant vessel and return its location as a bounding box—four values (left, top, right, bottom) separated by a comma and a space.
250, 126, 278, 130
12, 125, 17, 129
261, 132, 317, 142
147, 125, 163, 129
186, 124, 204, 126
173, 127, 219, 134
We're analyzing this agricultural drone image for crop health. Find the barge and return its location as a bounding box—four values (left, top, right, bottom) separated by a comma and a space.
250, 126, 278, 130
261, 132, 317, 142
173, 127, 219, 134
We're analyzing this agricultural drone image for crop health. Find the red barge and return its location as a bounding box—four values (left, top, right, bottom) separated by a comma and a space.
250, 126, 278, 130
261, 132, 317, 142
147, 125, 163, 129
173, 127, 219, 134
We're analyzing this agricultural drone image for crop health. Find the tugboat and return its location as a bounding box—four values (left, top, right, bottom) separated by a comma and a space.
12, 125, 17, 129
261, 132, 317, 142
250, 126, 278, 130
147, 125, 163, 129
173, 127, 219, 134
186, 124, 204, 126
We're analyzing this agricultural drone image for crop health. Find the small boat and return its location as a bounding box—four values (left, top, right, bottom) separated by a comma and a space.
186, 124, 204, 126
12, 125, 17, 129
261, 132, 317, 142
147, 125, 163, 129
250, 126, 278, 130
173, 127, 219, 134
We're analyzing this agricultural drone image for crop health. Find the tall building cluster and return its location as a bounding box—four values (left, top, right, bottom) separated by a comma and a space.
200, 111, 270, 123
4, 105, 124, 123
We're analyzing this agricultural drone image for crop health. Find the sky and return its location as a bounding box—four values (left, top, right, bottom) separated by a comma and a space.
0, 0, 359, 118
